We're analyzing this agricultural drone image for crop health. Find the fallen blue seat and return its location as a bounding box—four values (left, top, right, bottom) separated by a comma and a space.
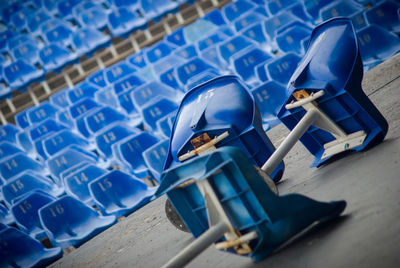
320, 0, 362, 21
157, 146, 345, 263
0, 203, 14, 225
39, 195, 116, 248
107, 8, 146, 37
251, 81, 287, 130
131, 81, 182, 110
2, 172, 63, 205
357, 25, 400, 69
222, 0, 256, 22
72, 27, 111, 56
278, 17, 388, 167
140, 97, 179, 132
232, 46, 272, 84
366, 1, 400, 33
164, 75, 284, 182
63, 164, 107, 206
142, 139, 169, 182
39, 44, 77, 72
257, 52, 302, 85
0, 153, 46, 181
46, 147, 98, 180
3, 59, 44, 89
275, 24, 312, 55
11, 190, 56, 239
0, 141, 23, 160
0, 227, 63, 267
112, 132, 159, 178
89, 170, 157, 217
95, 123, 139, 158
27, 101, 58, 125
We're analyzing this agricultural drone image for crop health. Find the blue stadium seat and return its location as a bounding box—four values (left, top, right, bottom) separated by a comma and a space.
0, 227, 62, 267
131, 81, 182, 110
303, 0, 337, 21
140, 0, 178, 20
57, 0, 80, 19
233, 12, 267, 32
142, 139, 169, 182
257, 52, 302, 85
185, 71, 219, 91
200, 46, 228, 70
232, 46, 272, 84
84, 106, 130, 135
27, 11, 51, 33
197, 30, 231, 51
112, 132, 159, 177
46, 147, 98, 180
63, 164, 107, 206
1, 2, 22, 23
156, 112, 176, 138
350, 11, 368, 30
42, 0, 59, 14
95, 87, 120, 109
0, 142, 23, 160
95, 124, 139, 158
275, 24, 312, 54
357, 25, 400, 69
10, 8, 32, 31
140, 97, 179, 132
113, 73, 144, 94
44, 24, 74, 47
117, 89, 139, 114
39, 44, 77, 72
27, 101, 58, 125
203, 9, 227, 26
222, 0, 256, 22
218, 36, 254, 64
69, 98, 101, 119
107, 8, 146, 37
0, 153, 46, 181
79, 5, 109, 30
146, 41, 175, 64
127, 50, 148, 69
0, 124, 22, 144
39, 195, 116, 248
42, 130, 91, 158
26, 119, 67, 146
320, 1, 362, 21
176, 57, 216, 85
40, 18, 68, 33
72, 1, 97, 16
89, 170, 156, 217
251, 81, 287, 130
2, 172, 63, 205
263, 11, 304, 39
366, 1, 400, 33
12, 41, 40, 65
0, 30, 17, 51
105, 62, 136, 84
3, 59, 44, 89
11, 190, 56, 239
267, 0, 295, 15
0, 204, 14, 225
50, 90, 70, 108
7, 35, 37, 50
72, 28, 111, 56
87, 69, 107, 88
174, 45, 198, 60
68, 83, 99, 103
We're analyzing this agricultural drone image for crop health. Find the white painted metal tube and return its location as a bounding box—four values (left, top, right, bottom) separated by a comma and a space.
261, 108, 319, 175
161, 222, 228, 268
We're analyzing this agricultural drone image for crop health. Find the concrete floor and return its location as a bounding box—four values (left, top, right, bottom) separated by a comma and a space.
51, 53, 400, 268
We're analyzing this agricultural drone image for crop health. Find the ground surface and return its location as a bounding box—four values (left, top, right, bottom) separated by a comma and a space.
52, 53, 400, 268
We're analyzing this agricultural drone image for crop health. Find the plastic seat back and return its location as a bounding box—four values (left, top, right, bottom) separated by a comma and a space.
0, 153, 45, 181
143, 139, 169, 182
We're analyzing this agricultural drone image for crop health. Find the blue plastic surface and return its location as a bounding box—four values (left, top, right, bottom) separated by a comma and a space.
89, 170, 156, 217
365, 1, 400, 33
140, 97, 179, 132
164, 75, 284, 182
0, 153, 45, 181
157, 146, 346, 262
0, 227, 63, 267
39, 196, 116, 248
143, 139, 169, 182
278, 18, 389, 167
0, 142, 23, 160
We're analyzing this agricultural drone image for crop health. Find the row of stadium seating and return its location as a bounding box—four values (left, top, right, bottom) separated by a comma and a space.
0, 0, 399, 266
0, 0, 399, 98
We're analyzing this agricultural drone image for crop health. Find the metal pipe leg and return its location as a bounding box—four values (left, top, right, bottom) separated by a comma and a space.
262, 109, 319, 175
161, 222, 229, 268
